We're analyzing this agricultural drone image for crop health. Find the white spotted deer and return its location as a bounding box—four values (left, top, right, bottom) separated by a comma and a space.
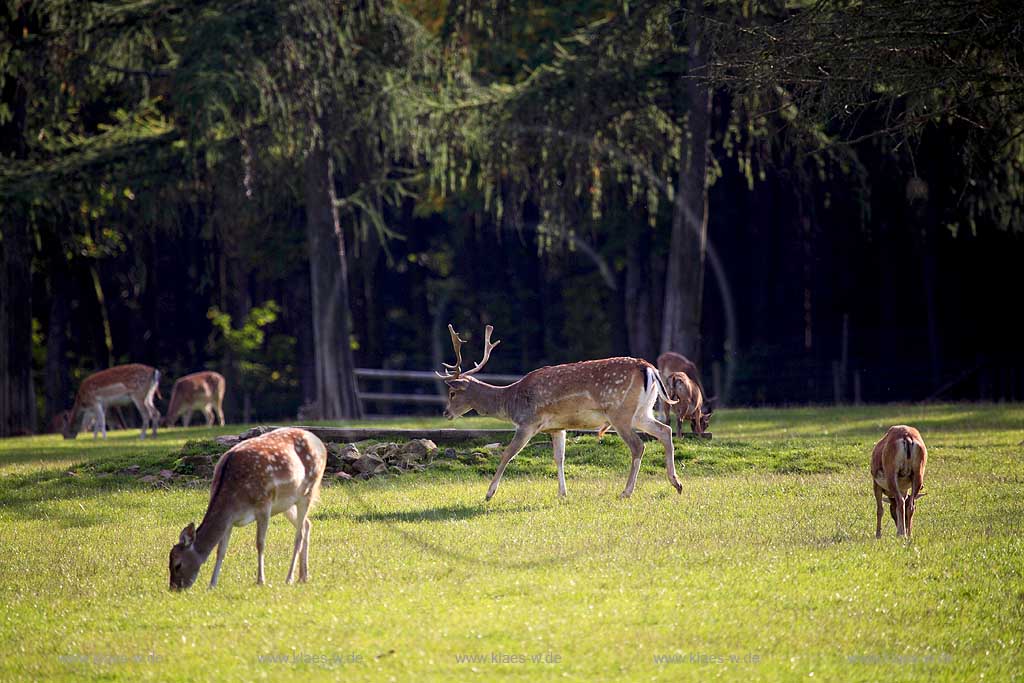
169, 427, 326, 590
871, 425, 928, 538
439, 325, 679, 500
62, 364, 161, 440
164, 371, 227, 427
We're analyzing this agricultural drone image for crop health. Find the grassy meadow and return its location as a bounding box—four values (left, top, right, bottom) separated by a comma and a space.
0, 404, 1022, 681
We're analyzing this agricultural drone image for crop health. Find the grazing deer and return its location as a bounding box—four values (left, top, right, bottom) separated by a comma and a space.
657, 351, 700, 385
665, 371, 712, 435
164, 371, 227, 427
169, 427, 326, 590
62, 364, 161, 440
439, 325, 679, 500
50, 408, 128, 434
871, 425, 928, 538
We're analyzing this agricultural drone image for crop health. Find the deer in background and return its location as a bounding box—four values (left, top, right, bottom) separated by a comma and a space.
665, 371, 712, 435
164, 371, 226, 427
871, 425, 928, 538
657, 351, 700, 386
440, 325, 679, 500
656, 351, 709, 422
62, 364, 161, 439
169, 427, 326, 590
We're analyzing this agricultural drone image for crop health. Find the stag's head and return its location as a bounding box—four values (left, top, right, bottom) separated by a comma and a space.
437, 324, 500, 420
169, 522, 202, 590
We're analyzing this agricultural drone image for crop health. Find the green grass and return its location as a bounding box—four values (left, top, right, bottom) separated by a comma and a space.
1, 405, 1022, 681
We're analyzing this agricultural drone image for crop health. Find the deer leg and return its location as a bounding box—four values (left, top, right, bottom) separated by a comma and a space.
615, 425, 646, 499
485, 426, 537, 501
131, 395, 149, 439
285, 500, 310, 584
255, 507, 270, 585
217, 402, 225, 426
209, 527, 232, 588
97, 404, 108, 439
283, 504, 312, 581
634, 414, 681, 494
148, 399, 159, 437
552, 430, 567, 497
300, 517, 311, 582
873, 483, 885, 538
888, 474, 906, 537
203, 406, 215, 426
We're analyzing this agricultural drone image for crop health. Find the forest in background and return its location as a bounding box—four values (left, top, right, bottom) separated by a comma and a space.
2, 0, 1023, 433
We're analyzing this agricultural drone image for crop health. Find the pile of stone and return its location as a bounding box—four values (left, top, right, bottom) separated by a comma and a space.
104, 436, 445, 488
326, 439, 439, 481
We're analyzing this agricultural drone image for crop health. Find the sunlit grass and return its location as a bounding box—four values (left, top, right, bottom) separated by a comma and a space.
1, 404, 1022, 681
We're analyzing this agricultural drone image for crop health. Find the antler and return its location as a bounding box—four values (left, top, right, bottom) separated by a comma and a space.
461, 325, 500, 377
436, 324, 501, 379
436, 324, 468, 378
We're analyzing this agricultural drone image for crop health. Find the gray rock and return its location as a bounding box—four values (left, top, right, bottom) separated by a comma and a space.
353, 453, 386, 475
399, 439, 438, 461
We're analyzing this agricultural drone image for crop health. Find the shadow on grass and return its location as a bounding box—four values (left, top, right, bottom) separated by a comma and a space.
343, 501, 543, 524
0, 469, 150, 527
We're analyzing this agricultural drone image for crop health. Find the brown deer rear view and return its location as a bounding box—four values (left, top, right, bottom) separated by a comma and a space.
871, 425, 928, 538
164, 371, 226, 427
665, 371, 712, 435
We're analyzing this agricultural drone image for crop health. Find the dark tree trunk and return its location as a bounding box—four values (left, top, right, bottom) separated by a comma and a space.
661, 0, 712, 361
624, 228, 657, 361
0, 9, 36, 436
44, 263, 71, 422
304, 144, 362, 419
0, 221, 37, 436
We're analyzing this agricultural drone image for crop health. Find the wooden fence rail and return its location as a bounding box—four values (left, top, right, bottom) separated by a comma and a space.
354, 368, 521, 412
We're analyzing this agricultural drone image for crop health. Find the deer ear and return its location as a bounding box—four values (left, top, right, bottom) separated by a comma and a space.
179, 522, 196, 546
914, 491, 927, 500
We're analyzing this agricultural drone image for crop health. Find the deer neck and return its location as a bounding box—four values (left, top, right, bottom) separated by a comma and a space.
469, 380, 511, 420
192, 498, 235, 560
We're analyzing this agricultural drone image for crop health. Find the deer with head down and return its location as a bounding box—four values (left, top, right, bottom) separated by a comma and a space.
169, 427, 326, 590
665, 371, 712, 436
871, 425, 928, 538
440, 324, 680, 500
164, 371, 226, 428
62, 364, 161, 440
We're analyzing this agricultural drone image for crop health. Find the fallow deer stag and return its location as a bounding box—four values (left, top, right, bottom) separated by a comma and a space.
439, 325, 680, 500
169, 427, 326, 590
164, 371, 227, 427
871, 425, 928, 538
62, 364, 161, 440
